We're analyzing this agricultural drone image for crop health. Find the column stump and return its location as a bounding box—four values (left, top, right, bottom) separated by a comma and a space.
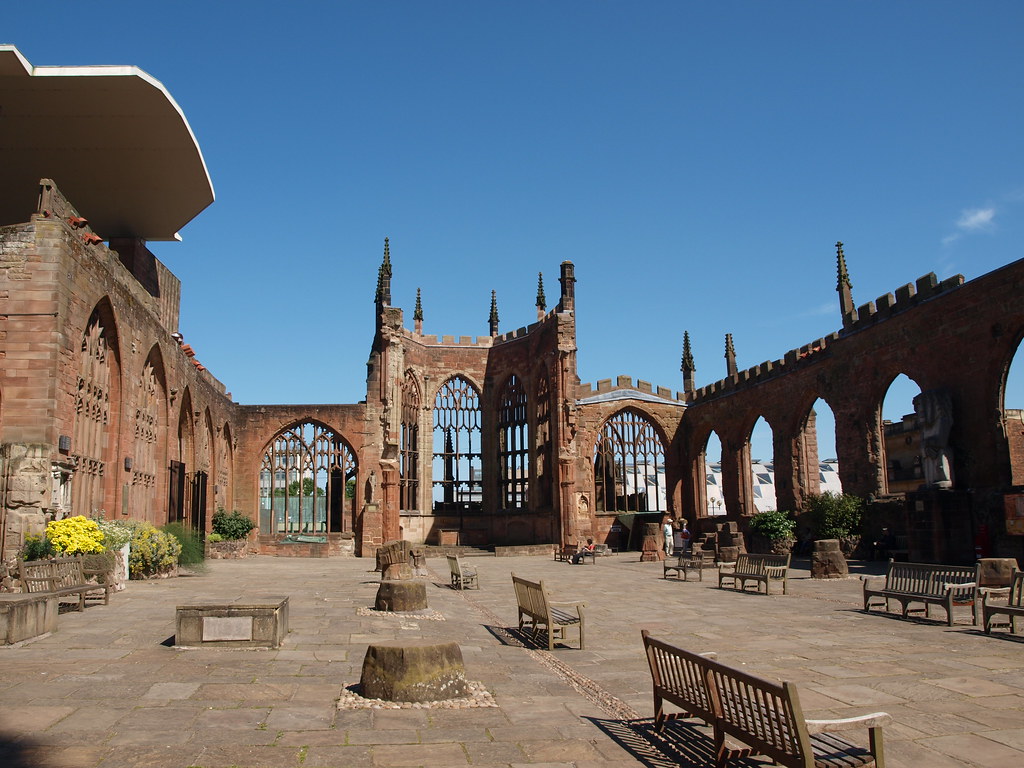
360, 640, 468, 702
375, 579, 428, 612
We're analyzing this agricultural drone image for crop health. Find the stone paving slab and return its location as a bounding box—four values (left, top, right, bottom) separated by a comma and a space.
0, 553, 1022, 767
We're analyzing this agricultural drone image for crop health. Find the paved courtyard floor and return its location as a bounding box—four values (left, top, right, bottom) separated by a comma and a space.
1, 552, 1023, 768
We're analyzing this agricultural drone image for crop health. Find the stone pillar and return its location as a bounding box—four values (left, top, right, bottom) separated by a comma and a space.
640, 522, 664, 562
811, 539, 848, 579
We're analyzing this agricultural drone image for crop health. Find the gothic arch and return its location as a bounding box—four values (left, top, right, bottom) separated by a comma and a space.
258, 420, 358, 535
71, 299, 123, 519
400, 369, 422, 512
129, 345, 168, 524
432, 375, 482, 513
218, 422, 234, 512
592, 407, 668, 514
498, 373, 529, 510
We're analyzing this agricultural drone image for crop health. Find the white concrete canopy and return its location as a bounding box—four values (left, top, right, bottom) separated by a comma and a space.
0, 45, 214, 241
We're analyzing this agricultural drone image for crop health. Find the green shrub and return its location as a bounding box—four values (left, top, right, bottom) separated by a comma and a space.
21, 534, 55, 561
212, 510, 256, 541
749, 509, 796, 541
805, 492, 863, 540
206, 532, 224, 543
120, 519, 181, 578
161, 522, 205, 567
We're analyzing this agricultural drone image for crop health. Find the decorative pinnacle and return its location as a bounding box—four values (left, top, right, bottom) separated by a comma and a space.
836, 241, 851, 291
681, 331, 695, 372
536, 272, 547, 311
725, 333, 734, 358
382, 236, 392, 279
413, 288, 423, 321
489, 290, 499, 324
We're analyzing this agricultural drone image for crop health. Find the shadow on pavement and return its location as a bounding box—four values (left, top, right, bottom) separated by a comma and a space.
586, 717, 768, 768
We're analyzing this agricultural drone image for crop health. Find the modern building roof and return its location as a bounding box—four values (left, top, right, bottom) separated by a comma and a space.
0, 45, 214, 241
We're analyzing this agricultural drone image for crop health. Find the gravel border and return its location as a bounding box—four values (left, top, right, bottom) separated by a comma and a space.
337, 680, 497, 709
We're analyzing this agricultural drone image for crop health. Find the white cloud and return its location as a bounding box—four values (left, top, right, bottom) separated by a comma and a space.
957, 207, 996, 231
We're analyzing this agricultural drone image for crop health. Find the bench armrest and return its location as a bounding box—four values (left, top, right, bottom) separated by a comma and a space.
944, 581, 975, 593
549, 600, 585, 609
805, 712, 892, 735
718, 562, 737, 571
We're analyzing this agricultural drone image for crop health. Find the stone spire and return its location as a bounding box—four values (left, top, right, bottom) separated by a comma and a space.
536, 272, 546, 320
836, 240, 854, 325
725, 333, 737, 377
413, 287, 423, 334
681, 331, 696, 393
375, 237, 392, 307
489, 290, 499, 336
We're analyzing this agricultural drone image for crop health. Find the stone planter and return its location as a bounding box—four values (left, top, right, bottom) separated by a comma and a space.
206, 540, 247, 560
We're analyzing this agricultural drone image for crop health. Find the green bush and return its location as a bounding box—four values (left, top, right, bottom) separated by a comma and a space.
161, 522, 205, 567
212, 510, 256, 541
120, 519, 181, 578
805, 492, 863, 540
206, 532, 224, 543
21, 534, 55, 561
748, 509, 796, 541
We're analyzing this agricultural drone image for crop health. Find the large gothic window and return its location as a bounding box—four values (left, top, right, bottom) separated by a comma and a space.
259, 421, 357, 534
593, 409, 666, 513
498, 374, 529, 509
71, 312, 113, 517
534, 372, 552, 509
400, 371, 421, 511
432, 376, 482, 512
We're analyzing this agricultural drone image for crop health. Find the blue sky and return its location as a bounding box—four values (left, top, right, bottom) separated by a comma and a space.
5, 1, 1023, 461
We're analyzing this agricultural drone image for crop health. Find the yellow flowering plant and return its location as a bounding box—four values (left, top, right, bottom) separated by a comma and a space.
46, 515, 106, 555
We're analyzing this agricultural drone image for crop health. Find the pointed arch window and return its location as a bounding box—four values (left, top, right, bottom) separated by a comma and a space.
259, 422, 357, 534
432, 376, 482, 512
593, 409, 666, 513
400, 371, 421, 511
534, 372, 552, 509
130, 359, 162, 522
499, 374, 529, 509
71, 312, 112, 516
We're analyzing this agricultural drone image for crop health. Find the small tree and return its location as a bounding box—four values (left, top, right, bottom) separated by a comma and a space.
805, 492, 863, 540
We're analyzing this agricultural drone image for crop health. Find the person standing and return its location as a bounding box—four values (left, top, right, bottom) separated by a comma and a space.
680, 519, 692, 553
663, 516, 674, 556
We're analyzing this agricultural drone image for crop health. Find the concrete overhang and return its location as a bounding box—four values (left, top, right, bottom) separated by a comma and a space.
0, 45, 214, 241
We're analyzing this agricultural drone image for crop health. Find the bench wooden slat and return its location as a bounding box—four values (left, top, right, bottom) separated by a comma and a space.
718, 553, 790, 595
17, 556, 106, 612
642, 632, 889, 768
983, 570, 1024, 635
863, 560, 975, 626
511, 573, 584, 651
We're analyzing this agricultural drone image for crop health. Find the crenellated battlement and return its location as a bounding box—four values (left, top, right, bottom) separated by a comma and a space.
687, 269, 965, 404
843, 271, 964, 331
577, 374, 684, 403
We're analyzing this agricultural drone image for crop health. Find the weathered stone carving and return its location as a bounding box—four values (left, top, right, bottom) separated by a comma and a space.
914, 389, 954, 489
360, 641, 468, 702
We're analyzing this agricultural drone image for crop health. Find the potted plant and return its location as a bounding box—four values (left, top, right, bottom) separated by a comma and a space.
748, 509, 797, 555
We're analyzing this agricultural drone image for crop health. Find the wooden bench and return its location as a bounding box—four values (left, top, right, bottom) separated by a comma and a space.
663, 549, 715, 581
642, 631, 891, 768
511, 573, 585, 650
718, 553, 790, 595
862, 559, 975, 626
554, 544, 576, 562
446, 555, 478, 590
17, 556, 106, 611
982, 570, 1024, 635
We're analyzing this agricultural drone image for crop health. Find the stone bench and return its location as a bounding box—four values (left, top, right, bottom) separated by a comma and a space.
0, 593, 58, 645
175, 596, 289, 648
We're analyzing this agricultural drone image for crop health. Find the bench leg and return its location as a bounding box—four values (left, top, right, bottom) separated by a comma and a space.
870, 725, 885, 768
